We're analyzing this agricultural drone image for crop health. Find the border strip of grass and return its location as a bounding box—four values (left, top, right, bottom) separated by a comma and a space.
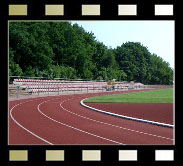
84, 88, 173, 103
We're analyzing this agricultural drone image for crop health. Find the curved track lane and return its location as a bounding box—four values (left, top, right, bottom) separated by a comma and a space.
9, 89, 174, 145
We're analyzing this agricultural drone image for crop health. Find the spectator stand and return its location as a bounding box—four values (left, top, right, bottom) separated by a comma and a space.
9, 77, 149, 98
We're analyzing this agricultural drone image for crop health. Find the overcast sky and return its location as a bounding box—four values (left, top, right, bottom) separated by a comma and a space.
71, 21, 174, 68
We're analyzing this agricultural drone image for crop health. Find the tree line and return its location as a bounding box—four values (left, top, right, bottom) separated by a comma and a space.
9, 22, 173, 85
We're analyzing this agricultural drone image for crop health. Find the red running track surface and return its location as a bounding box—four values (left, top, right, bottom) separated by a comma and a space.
86, 103, 173, 125
9, 89, 174, 145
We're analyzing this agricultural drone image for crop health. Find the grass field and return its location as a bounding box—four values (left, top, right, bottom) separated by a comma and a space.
84, 88, 173, 103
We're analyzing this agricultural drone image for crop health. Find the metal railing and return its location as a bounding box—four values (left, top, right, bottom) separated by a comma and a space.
9, 84, 150, 99
9, 77, 173, 99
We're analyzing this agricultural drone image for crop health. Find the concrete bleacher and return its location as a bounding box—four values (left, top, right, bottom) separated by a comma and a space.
11, 79, 146, 97
9, 84, 28, 97
13, 79, 108, 94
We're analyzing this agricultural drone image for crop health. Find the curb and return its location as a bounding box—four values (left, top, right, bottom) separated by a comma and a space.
80, 99, 174, 128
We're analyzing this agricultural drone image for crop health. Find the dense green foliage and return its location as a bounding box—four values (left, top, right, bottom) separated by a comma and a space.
9, 22, 173, 84
84, 88, 173, 103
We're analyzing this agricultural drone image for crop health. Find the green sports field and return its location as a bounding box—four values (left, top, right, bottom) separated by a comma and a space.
84, 88, 173, 103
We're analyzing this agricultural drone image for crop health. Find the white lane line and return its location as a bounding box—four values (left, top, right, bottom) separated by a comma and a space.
81, 99, 174, 128
10, 99, 54, 145
37, 99, 124, 145
9, 91, 128, 145
60, 98, 174, 141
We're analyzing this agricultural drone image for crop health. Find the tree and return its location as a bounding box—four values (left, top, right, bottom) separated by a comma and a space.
9, 22, 173, 85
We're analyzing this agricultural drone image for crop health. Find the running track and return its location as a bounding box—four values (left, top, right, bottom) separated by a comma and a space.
9, 89, 174, 145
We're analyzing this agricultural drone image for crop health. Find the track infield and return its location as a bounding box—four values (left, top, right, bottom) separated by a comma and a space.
84, 88, 173, 125
83, 88, 173, 103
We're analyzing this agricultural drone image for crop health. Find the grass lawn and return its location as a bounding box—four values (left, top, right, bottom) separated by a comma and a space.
84, 88, 173, 103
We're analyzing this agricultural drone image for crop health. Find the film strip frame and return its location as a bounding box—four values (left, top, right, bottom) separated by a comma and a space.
4, 0, 176, 19
0, 0, 181, 166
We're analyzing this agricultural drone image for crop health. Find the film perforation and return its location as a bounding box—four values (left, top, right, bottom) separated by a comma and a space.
7, 149, 176, 162
7, 3, 175, 17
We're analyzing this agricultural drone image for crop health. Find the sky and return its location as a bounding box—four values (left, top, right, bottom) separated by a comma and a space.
71, 21, 174, 68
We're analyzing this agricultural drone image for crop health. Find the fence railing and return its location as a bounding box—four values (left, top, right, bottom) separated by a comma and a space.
9, 77, 173, 99
145, 85, 173, 89
9, 84, 149, 99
